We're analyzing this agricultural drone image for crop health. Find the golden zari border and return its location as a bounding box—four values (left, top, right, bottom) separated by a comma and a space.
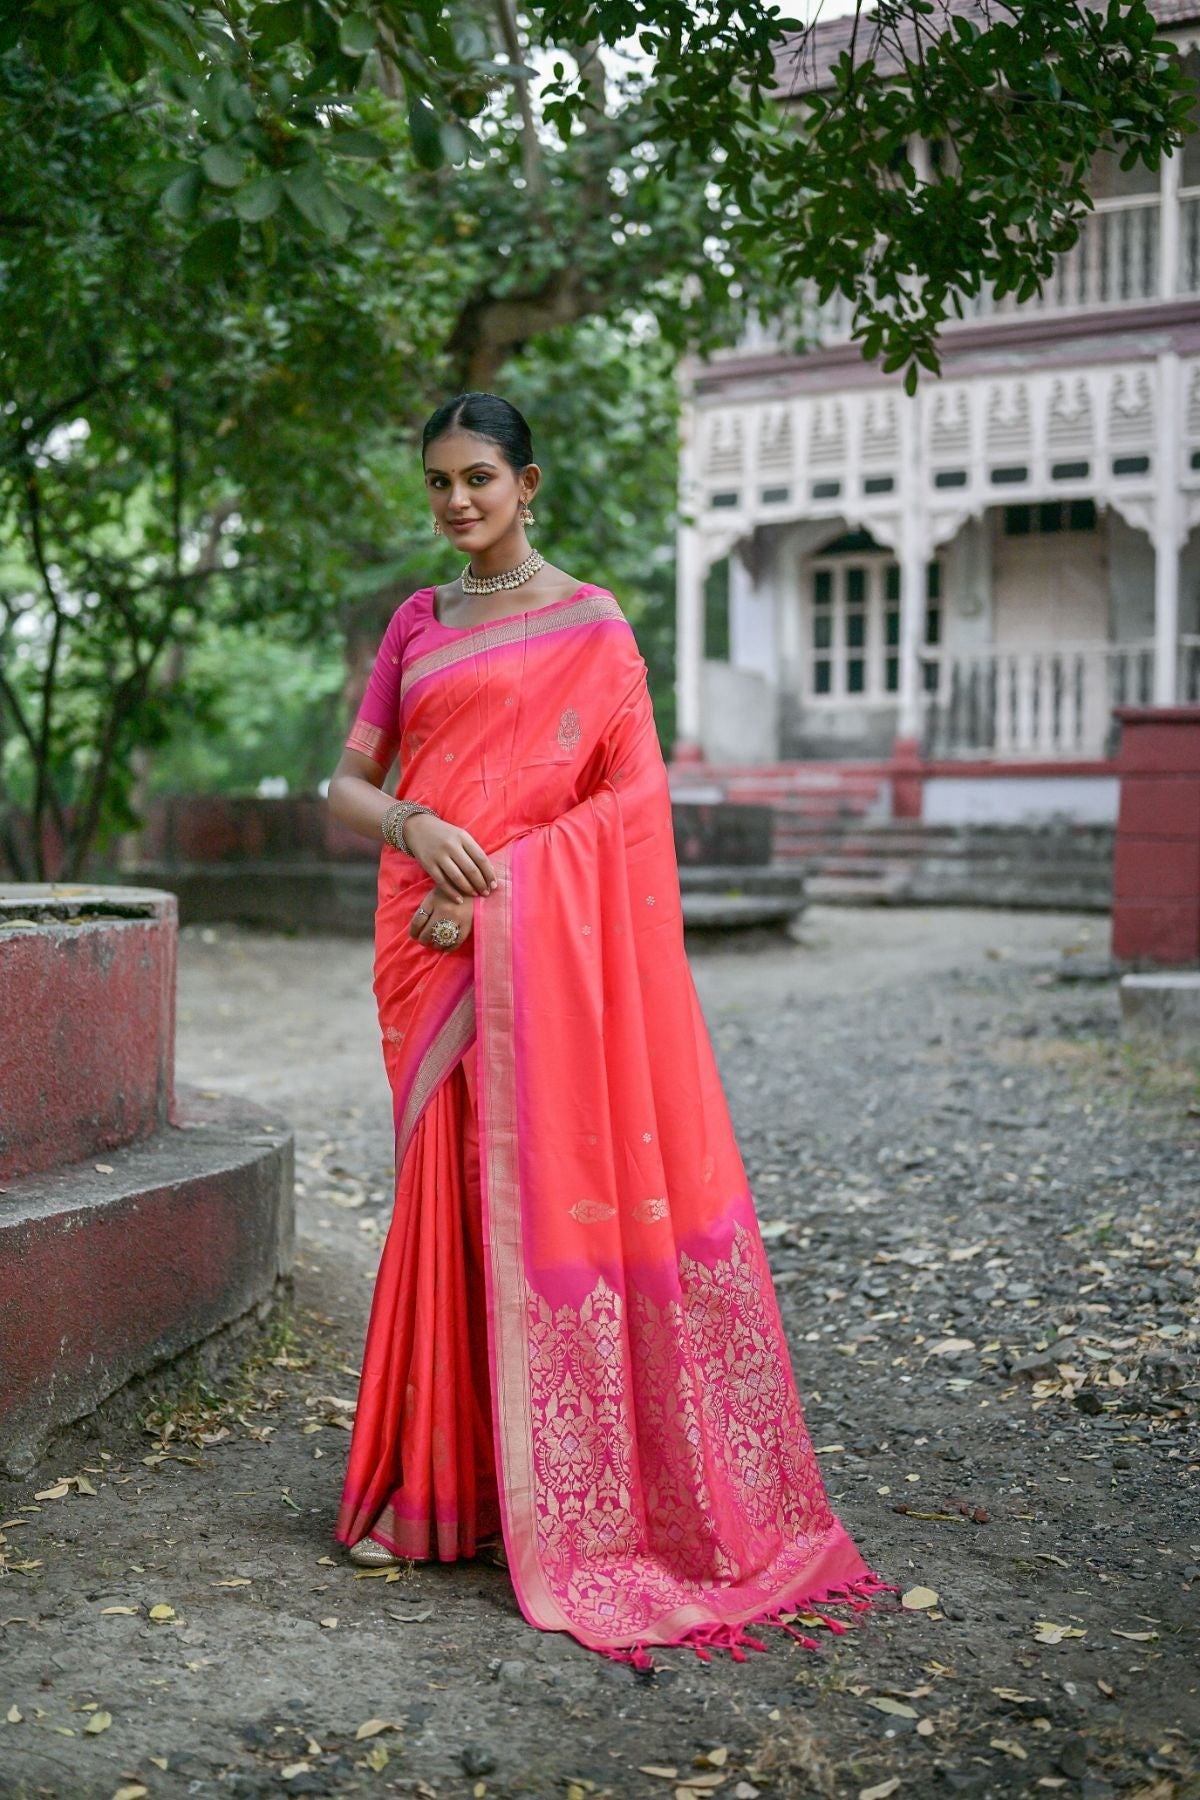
395, 979, 476, 1167
476, 849, 574, 1636
345, 720, 400, 767
400, 595, 626, 704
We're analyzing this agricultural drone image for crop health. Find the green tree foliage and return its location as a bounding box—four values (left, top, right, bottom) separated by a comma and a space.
3, 0, 1188, 379
0, 54, 422, 875
748, 0, 1195, 386
0, 2, 1190, 873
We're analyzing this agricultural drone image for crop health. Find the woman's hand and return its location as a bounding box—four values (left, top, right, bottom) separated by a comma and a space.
409, 882, 475, 952
402, 812, 497, 900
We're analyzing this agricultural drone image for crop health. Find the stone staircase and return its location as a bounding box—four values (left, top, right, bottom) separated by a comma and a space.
795, 820, 1114, 909
667, 763, 1114, 910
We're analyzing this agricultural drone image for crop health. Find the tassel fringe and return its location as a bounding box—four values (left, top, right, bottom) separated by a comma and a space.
596, 1570, 897, 1674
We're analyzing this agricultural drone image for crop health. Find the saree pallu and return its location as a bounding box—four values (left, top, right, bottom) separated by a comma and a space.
334, 582, 889, 1665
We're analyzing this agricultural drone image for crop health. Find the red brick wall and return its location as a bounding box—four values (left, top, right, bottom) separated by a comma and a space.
1111, 708, 1200, 966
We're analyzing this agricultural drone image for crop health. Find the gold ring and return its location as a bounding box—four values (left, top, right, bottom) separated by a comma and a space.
431, 917, 461, 948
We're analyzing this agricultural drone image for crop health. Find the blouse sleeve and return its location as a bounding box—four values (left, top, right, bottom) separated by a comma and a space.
344, 605, 407, 773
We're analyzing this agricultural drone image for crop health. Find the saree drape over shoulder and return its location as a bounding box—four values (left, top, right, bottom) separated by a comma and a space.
334, 582, 888, 1666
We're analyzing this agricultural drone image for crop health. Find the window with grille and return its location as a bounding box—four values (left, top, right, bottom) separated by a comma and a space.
808, 554, 941, 701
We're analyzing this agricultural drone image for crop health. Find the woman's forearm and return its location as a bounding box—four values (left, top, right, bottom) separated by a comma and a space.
327, 772, 395, 845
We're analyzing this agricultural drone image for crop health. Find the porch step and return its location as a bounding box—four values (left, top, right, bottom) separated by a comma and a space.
668, 761, 892, 831
797, 823, 1113, 910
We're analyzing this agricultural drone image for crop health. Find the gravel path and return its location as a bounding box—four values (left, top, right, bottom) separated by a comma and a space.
1, 906, 1196, 1800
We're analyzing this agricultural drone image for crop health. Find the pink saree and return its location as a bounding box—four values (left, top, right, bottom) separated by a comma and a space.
334, 581, 889, 1665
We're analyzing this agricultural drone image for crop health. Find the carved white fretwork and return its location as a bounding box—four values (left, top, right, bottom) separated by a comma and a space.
930, 388, 970, 460
1108, 371, 1154, 446
860, 394, 899, 462
692, 356, 1186, 552
756, 404, 793, 473
1047, 376, 1093, 450
985, 382, 1031, 457
809, 400, 846, 465
703, 412, 744, 480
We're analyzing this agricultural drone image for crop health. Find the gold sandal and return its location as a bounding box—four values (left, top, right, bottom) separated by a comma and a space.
348, 1534, 405, 1567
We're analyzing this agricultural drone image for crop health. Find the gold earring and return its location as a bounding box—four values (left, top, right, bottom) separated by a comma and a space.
431, 517, 442, 535
520, 501, 535, 525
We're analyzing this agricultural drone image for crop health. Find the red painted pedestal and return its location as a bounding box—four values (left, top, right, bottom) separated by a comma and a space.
1110, 708, 1200, 967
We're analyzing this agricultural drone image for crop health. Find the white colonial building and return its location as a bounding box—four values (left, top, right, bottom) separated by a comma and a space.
673, 1, 1200, 831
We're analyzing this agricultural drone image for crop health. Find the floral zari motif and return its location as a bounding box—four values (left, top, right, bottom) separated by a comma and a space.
523, 1224, 835, 1641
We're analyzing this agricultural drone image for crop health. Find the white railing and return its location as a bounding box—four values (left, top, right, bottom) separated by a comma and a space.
1180, 635, 1200, 704
919, 640, 1158, 760
725, 191, 1200, 359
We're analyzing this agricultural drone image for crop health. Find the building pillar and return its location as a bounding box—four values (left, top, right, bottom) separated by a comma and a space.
1159, 147, 1181, 301
673, 381, 705, 765
1154, 350, 1182, 706
896, 394, 928, 744
674, 515, 706, 764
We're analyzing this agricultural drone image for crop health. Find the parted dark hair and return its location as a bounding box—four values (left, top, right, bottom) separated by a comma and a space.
421, 391, 533, 474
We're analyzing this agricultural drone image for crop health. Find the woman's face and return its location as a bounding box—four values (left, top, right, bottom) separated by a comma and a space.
422, 429, 537, 553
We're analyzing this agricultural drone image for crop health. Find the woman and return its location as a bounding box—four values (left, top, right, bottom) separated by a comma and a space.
325, 392, 888, 1668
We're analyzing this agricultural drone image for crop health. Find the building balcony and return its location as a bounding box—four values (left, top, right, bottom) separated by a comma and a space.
920, 635, 1200, 760
725, 187, 1200, 361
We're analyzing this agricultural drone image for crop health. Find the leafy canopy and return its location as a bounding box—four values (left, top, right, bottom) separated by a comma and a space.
2, 0, 1190, 379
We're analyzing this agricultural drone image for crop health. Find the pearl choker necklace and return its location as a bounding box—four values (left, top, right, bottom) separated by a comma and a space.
461, 548, 545, 595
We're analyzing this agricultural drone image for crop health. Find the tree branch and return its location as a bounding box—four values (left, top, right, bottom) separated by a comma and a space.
494, 0, 544, 195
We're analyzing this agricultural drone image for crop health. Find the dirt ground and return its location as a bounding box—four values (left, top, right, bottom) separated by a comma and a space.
1, 904, 1197, 1800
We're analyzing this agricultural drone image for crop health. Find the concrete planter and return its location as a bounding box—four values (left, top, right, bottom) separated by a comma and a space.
0, 886, 294, 1475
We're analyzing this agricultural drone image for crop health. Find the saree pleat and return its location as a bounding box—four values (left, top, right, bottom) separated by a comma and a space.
335, 1040, 500, 1560
332, 581, 891, 1666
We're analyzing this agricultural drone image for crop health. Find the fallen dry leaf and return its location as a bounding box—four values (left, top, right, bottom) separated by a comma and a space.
990, 1739, 1028, 1760
83, 1710, 112, 1734
901, 1586, 939, 1611
280, 1763, 310, 1780
112, 1787, 148, 1800
639, 1768, 680, 1780
33, 1482, 70, 1501
1033, 1620, 1086, 1645
859, 1780, 901, 1800
7, 1705, 22, 1723
866, 1697, 919, 1719
100, 1606, 139, 1616
147, 1604, 176, 1623
354, 1718, 403, 1740
212, 1578, 252, 1588
1111, 1628, 1158, 1642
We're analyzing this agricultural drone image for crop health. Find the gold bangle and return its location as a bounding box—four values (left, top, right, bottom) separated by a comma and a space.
381, 800, 437, 853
